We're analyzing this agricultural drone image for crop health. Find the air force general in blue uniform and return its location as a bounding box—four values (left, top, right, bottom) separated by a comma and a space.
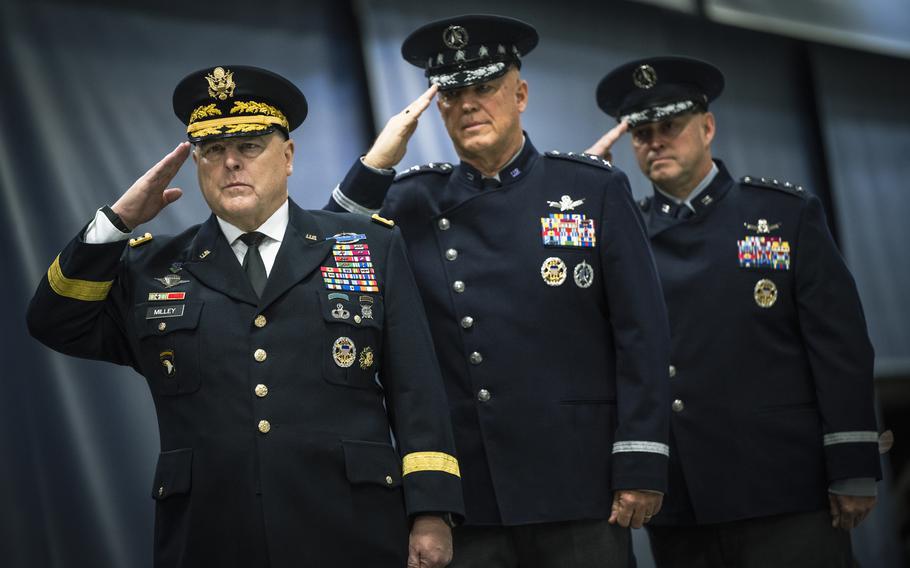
328, 15, 671, 567
27, 66, 463, 568
594, 56, 882, 568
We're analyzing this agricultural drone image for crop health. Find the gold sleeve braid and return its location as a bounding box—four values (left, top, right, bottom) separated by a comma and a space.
402, 451, 461, 477
47, 255, 113, 301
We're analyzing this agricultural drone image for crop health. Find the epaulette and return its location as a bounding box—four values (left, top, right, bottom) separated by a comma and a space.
394, 162, 454, 181
371, 213, 395, 228
129, 232, 153, 247
545, 150, 613, 170
740, 175, 807, 197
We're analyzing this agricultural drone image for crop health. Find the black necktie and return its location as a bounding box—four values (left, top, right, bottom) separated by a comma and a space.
239, 232, 267, 298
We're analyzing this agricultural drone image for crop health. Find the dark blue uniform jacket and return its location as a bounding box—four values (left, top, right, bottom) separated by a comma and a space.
641, 161, 882, 526
328, 137, 671, 526
27, 200, 464, 567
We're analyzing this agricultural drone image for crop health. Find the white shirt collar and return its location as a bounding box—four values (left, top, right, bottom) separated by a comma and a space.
217, 199, 290, 245
655, 161, 719, 210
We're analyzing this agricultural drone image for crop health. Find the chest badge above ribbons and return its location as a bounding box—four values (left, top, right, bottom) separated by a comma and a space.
541, 257, 568, 286
744, 219, 781, 234
547, 195, 585, 211
737, 236, 791, 270
155, 274, 191, 288
573, 261, 594, 288
541, 214, 596, 248
754, 279, 778, 308
332, 336, 357, 368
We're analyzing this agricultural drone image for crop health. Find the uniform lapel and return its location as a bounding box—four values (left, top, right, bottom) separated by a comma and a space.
181, 214, 259, 305
258, 201, 333, 309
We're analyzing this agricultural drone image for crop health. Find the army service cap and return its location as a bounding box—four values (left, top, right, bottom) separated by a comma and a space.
173, 65, 307, 143
401, 14, 538, 91
596, 56, 724, 128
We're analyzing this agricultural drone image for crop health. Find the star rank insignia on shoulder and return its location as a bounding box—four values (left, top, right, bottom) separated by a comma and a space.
371, 214, 395, 228
129, 232, 153, 247
740, 176, 807, 198
545, 150, 613, 170
394, 162, 454, 181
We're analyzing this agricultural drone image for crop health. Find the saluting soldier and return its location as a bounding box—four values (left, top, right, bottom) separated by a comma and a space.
326, 15, 671, 567
588, 56, 882, 567
26, 65, 463, 568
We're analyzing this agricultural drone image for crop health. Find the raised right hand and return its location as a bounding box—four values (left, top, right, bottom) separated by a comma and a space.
362, 85, 438, 170
584, 120, 628, 162
111, 142, 191, 230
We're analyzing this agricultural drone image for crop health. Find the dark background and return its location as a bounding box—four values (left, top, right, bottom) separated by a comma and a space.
1, 0, 907, 566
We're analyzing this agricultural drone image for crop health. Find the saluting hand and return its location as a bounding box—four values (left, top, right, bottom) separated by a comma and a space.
584, 120, 628, 162
363, 84, 438, 171
609, 489, 663, 529
111, 142, 191, 230
407, 515, 453, 568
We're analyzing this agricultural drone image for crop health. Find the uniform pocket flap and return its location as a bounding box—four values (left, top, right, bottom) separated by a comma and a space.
136, 301, 204, 338
342, 439, 401, 488
317, 291, 383, 329
151, 447, 193, 500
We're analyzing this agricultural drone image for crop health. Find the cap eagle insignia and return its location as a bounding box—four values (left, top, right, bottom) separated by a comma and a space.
206, 67, 235, 100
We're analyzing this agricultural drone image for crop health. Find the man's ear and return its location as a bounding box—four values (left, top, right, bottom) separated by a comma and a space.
191, 145, 199, 164
516, 79, 529, 113
284, 138, 295, 176
702, 112, 716, 146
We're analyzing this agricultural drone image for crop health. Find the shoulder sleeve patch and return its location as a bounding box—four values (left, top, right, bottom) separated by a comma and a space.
128, 232, 153, 247
740, 176, 807, 197
394, 162, 454, 181
371, 214, 395, 228
545, 150, 613, 171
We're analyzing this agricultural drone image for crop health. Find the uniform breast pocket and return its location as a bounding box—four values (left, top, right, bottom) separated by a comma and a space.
134, 301, 204, 396
318, 291, 384, 390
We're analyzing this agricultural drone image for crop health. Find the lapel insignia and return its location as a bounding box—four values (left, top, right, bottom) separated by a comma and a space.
198, 250, 211, 259
159, 350, 176, 377
541, 214, 596, 248
332, 336, 357, 368
305, 233, 318, 241
541, 257, 568, 286
573, 261, 594, 288
155, 274, 191, 288
744, 219, 781, 234
737, 236, 791, 270
547, 195, 585, 211
754, 279, 778, 308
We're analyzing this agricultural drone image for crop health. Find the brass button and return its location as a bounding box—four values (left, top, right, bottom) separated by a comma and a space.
438, 218, 451, 230
477, 389, 491, 402
254, 348, 267, 362
669, 365, 677, 378
254, 315, 267, 328
157, 486, 165, 497
258, 420, 271, 433
445, 248, 458, 261
254, 384, 268, 398
158, 322, 167, 332
460, 316, 474, 329
385, 475, 394, 485
354, 315, 362, 324
672, 399, 685, 413
469, 352, 483, 365
452, 281, 465, 293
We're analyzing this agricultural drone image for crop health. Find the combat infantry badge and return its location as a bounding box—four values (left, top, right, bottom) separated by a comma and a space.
754, 279, 778, 308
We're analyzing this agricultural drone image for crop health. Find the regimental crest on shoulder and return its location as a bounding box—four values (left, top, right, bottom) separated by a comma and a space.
205, 67, 235, 100
545, 150, 612, 170
394, 162, 454, 181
